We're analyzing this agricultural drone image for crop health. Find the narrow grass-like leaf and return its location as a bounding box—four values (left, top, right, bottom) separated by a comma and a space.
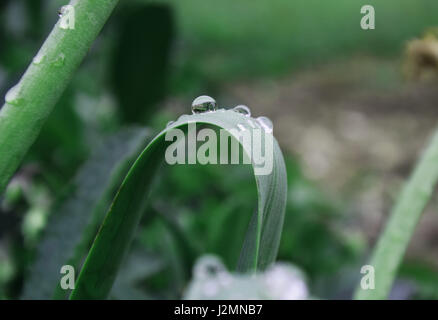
354, 130, 438, 299
21, 127, 151, 299
70, 110, 287, 299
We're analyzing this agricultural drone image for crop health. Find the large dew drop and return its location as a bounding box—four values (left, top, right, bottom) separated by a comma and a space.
256, 116, 273, 134
5, 85, 23, 106
233, 105, 251, 117
191, 95, 216, 114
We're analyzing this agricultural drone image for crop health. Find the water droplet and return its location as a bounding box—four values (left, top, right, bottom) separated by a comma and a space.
52, 53, 65, 67
166, 120, 175, 127
256, 116, 273, 134
237, 123, 246, 131
5, 84, 23, 106
177, 114, 189, 122
32, 51, 45, 65
233, 105, 251, 117
58, 5, 68, 18
247, 119, 257, 129
191, 95, 216, 114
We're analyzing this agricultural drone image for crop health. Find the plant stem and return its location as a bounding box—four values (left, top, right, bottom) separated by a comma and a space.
0, 0, 119, 193
354, 130, 438, 299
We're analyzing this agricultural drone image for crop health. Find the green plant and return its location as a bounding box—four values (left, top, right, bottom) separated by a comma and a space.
355, 131, 438, 299
0, 0, 288, 300
0, 0, 119, 193
70, 110, 287, 299
21, 127, 151, 299
2, 0, 437, 301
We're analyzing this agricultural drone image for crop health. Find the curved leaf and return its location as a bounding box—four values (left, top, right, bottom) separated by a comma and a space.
70, 110, 287, 299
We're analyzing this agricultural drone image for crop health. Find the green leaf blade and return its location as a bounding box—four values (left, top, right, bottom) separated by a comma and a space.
70, 110, 287, 299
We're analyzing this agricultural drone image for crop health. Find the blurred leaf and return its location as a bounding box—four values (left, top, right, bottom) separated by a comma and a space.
151, 204, 200, 279
111, 4, 174, 124
26, 88, 87, 181
21, 127, 152, 299
355, 130, 438, 299
147, 159, 260, 272
110, 248, 164, 300
399, 261, 438, 299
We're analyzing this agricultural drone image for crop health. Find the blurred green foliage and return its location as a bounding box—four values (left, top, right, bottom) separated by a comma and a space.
1, 0, 438, 300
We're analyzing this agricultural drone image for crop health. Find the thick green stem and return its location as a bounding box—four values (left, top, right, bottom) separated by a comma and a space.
354, 130, 438, 299
0, 0, 119, 193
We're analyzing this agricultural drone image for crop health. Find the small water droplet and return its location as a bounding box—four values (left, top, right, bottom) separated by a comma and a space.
191, 95, 216, 114
58, 5, 69, 18
177, 114, 189, 122
52, 53, 65, 67
237, 123, 246, 131
247, 119, 257, 129
256, 116, 273, 133
5, 84, 23, 106
32, 51, 45, 65
233, 105, 251, 117
166, 120, 175, 127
